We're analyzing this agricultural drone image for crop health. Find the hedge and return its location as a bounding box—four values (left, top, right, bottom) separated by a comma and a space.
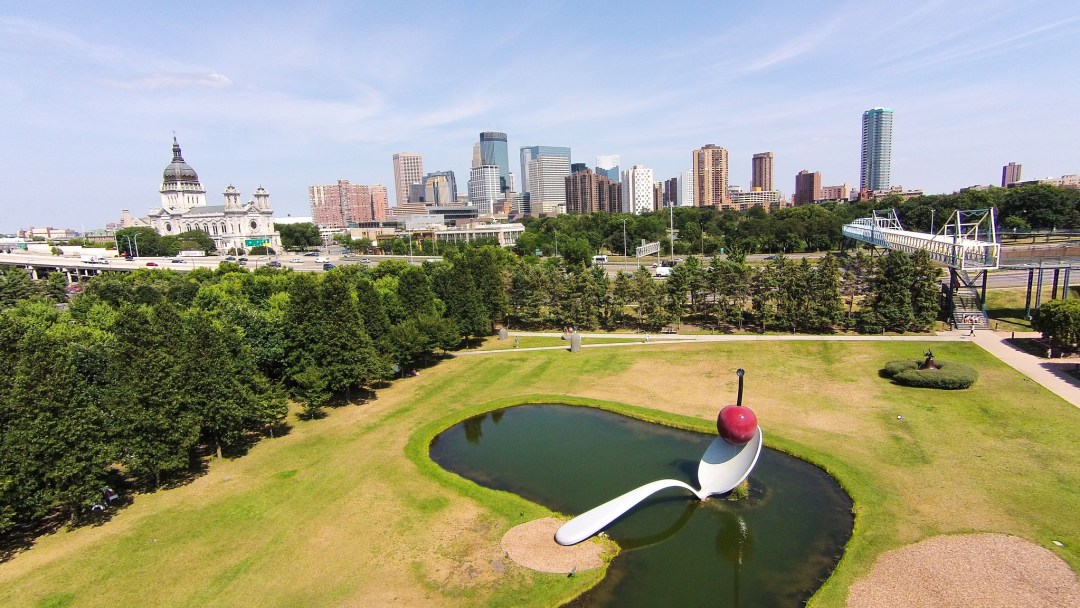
881, 359, 978, 390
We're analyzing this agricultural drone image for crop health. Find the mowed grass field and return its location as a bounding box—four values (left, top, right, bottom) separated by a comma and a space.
1, 341, 1077, 607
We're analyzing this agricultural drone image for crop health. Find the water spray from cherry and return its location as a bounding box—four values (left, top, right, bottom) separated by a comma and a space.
717, 369, 759, 445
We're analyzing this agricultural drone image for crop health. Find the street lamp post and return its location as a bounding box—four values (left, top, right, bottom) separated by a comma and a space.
622, 218, 627, 259
669, 203, 675, 262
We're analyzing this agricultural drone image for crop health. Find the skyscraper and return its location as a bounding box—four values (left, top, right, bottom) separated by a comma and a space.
468, 165, 501, 215
479, 132, 510, 192
752, 152, 774, 191
520, 146, 571, 195
520, 146, 571, 214
860, 108, 893, 192
596, 155, 620, 182
392, 152, 424, 207
622, 165, 655, 215
423, 171, 458, 205
678, 169, 694, 207
794, 170, 822, 205
693, 144, 729, 208
1002, 162, 1022, 187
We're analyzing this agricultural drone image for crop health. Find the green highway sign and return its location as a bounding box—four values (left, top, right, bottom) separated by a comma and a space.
244, 239, 269, 247
535, 248, 542, 256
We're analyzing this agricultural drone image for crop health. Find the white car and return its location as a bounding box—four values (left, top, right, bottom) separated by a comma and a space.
290, 257, 302, 263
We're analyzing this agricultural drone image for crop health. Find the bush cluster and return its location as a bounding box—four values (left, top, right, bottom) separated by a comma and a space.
881, 359, 978, 390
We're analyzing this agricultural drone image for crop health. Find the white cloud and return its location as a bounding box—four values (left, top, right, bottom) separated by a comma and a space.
101, 72, 233, 89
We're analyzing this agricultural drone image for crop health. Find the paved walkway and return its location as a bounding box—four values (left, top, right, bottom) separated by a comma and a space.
458, 330, 1080, 408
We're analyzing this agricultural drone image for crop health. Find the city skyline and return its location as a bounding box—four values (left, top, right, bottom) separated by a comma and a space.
2, 1, 1079, 231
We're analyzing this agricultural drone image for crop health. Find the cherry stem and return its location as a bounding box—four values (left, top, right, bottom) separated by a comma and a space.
736, 369, 745, 406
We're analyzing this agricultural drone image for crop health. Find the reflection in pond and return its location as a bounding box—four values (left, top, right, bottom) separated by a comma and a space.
430, 405, 853, 608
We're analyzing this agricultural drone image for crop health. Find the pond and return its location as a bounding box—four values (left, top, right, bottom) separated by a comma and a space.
430, 404, 853, 608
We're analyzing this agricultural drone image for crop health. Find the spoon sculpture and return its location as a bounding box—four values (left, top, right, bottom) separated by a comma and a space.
555, 370, 763, 546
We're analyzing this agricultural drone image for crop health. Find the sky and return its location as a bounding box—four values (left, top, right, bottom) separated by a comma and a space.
2, 0, 1079, 232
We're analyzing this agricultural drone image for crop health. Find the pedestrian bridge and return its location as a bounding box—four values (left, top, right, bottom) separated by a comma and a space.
842, 209, 1000, 270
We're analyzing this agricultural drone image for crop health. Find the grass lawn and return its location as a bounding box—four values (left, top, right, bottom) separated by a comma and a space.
985, 287, 1036, 332
0, 341, 1077, 607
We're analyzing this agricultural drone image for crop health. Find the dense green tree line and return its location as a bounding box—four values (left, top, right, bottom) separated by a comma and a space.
0, 247, 512, 534
517, 184, 1080, 263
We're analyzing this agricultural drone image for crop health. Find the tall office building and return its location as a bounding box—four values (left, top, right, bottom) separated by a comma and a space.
520, 146, 571, 195
570, 162, 588, 174
860, 108, 893, 192
522, 146, 571, 214
752, 152, 774, 191
622, 165, 655, 215
693, 144, 729, 208
479, 132, 511, 192
664, 177, 679, 207
309, 180, 378, 228
423, 171, 458, 205
471, 143, 482, 168
1002, 162, 1022, 187
794, 170, 822, 205
565, 168, 621, 214
468, 165, 501, 215
392, 152, 424, 207
596, 155, 620, 182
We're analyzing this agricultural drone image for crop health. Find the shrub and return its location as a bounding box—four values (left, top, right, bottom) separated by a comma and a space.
881, 359, 919, 378
882, 359, 978, 389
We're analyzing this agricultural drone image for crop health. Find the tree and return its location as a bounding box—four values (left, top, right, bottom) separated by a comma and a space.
910, 249, 943, 331
175, 229, 216, 254
1032, 299, 1080, 355
275, 222, 321, 251
860, 251, 916, 333
0, 267, 36, 310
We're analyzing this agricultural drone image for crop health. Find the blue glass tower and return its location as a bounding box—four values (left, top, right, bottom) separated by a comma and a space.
479, 132, 511, 192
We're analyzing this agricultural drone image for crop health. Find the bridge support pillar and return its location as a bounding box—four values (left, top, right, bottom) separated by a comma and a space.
1035, 266, 1045, 310
1052, 268, 1061, 300
1065, 268, 1071, 300
1025, 269, 1035, 319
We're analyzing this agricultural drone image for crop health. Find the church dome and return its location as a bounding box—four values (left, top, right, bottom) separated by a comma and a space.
163, 137, 200, 184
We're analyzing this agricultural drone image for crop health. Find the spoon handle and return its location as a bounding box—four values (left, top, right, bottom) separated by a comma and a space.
554, 479, 699, 546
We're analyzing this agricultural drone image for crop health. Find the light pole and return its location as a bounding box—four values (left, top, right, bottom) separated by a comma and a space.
554, 229, 559, 259
622, 218, 627, 259
669, 203, 675, 262
408, 232, 413, 263
701, 221, 705, 257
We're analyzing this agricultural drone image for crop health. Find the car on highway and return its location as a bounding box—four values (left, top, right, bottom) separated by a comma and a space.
360, 258, 371, 264
145, 262, 158, 267
238, 260, 248, 266
267, 261, 282, 268
290, 257, 302, 263
238, 257, 248, 262
303, 251, 319, 257
323, 263, 335, 271
224, 256, 236, 261
171, 258, 186, 263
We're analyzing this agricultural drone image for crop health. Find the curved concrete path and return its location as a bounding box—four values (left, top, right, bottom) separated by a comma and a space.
459, 330, 1080, 408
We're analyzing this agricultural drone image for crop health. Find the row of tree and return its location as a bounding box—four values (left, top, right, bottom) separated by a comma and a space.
515, 183, 1080, 263
504, 249, 941, 334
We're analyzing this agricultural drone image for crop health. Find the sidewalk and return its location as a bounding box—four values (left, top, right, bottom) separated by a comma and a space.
968, 330, 1080, 407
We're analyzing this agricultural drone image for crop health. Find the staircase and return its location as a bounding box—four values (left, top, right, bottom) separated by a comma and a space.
951, 271, 989, 330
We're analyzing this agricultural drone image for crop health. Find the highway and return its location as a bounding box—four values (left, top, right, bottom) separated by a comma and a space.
0, 251, 442, 274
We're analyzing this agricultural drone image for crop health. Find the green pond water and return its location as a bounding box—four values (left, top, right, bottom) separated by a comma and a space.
429, 404, 853, 608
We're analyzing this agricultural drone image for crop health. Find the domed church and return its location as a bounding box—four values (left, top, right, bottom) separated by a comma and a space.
129, 137, 281, 252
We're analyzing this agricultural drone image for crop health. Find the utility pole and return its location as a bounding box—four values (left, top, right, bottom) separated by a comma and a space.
622, 218, 627, 259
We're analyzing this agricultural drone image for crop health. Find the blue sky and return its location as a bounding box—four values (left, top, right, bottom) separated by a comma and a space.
2, 0, 1078, 232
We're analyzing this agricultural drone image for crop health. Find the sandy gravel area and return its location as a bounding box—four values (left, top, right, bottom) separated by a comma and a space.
848, 534, 1079, 608
500, 517, 606, 574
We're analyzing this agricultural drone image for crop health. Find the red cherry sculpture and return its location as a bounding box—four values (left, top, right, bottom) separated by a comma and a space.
717, 405, 758, 445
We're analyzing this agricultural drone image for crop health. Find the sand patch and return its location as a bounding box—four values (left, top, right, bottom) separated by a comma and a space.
847, 534, 1079, 608
500, 518, 606, 574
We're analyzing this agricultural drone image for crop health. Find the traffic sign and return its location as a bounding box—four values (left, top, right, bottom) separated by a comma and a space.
244, 239, 269, 247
